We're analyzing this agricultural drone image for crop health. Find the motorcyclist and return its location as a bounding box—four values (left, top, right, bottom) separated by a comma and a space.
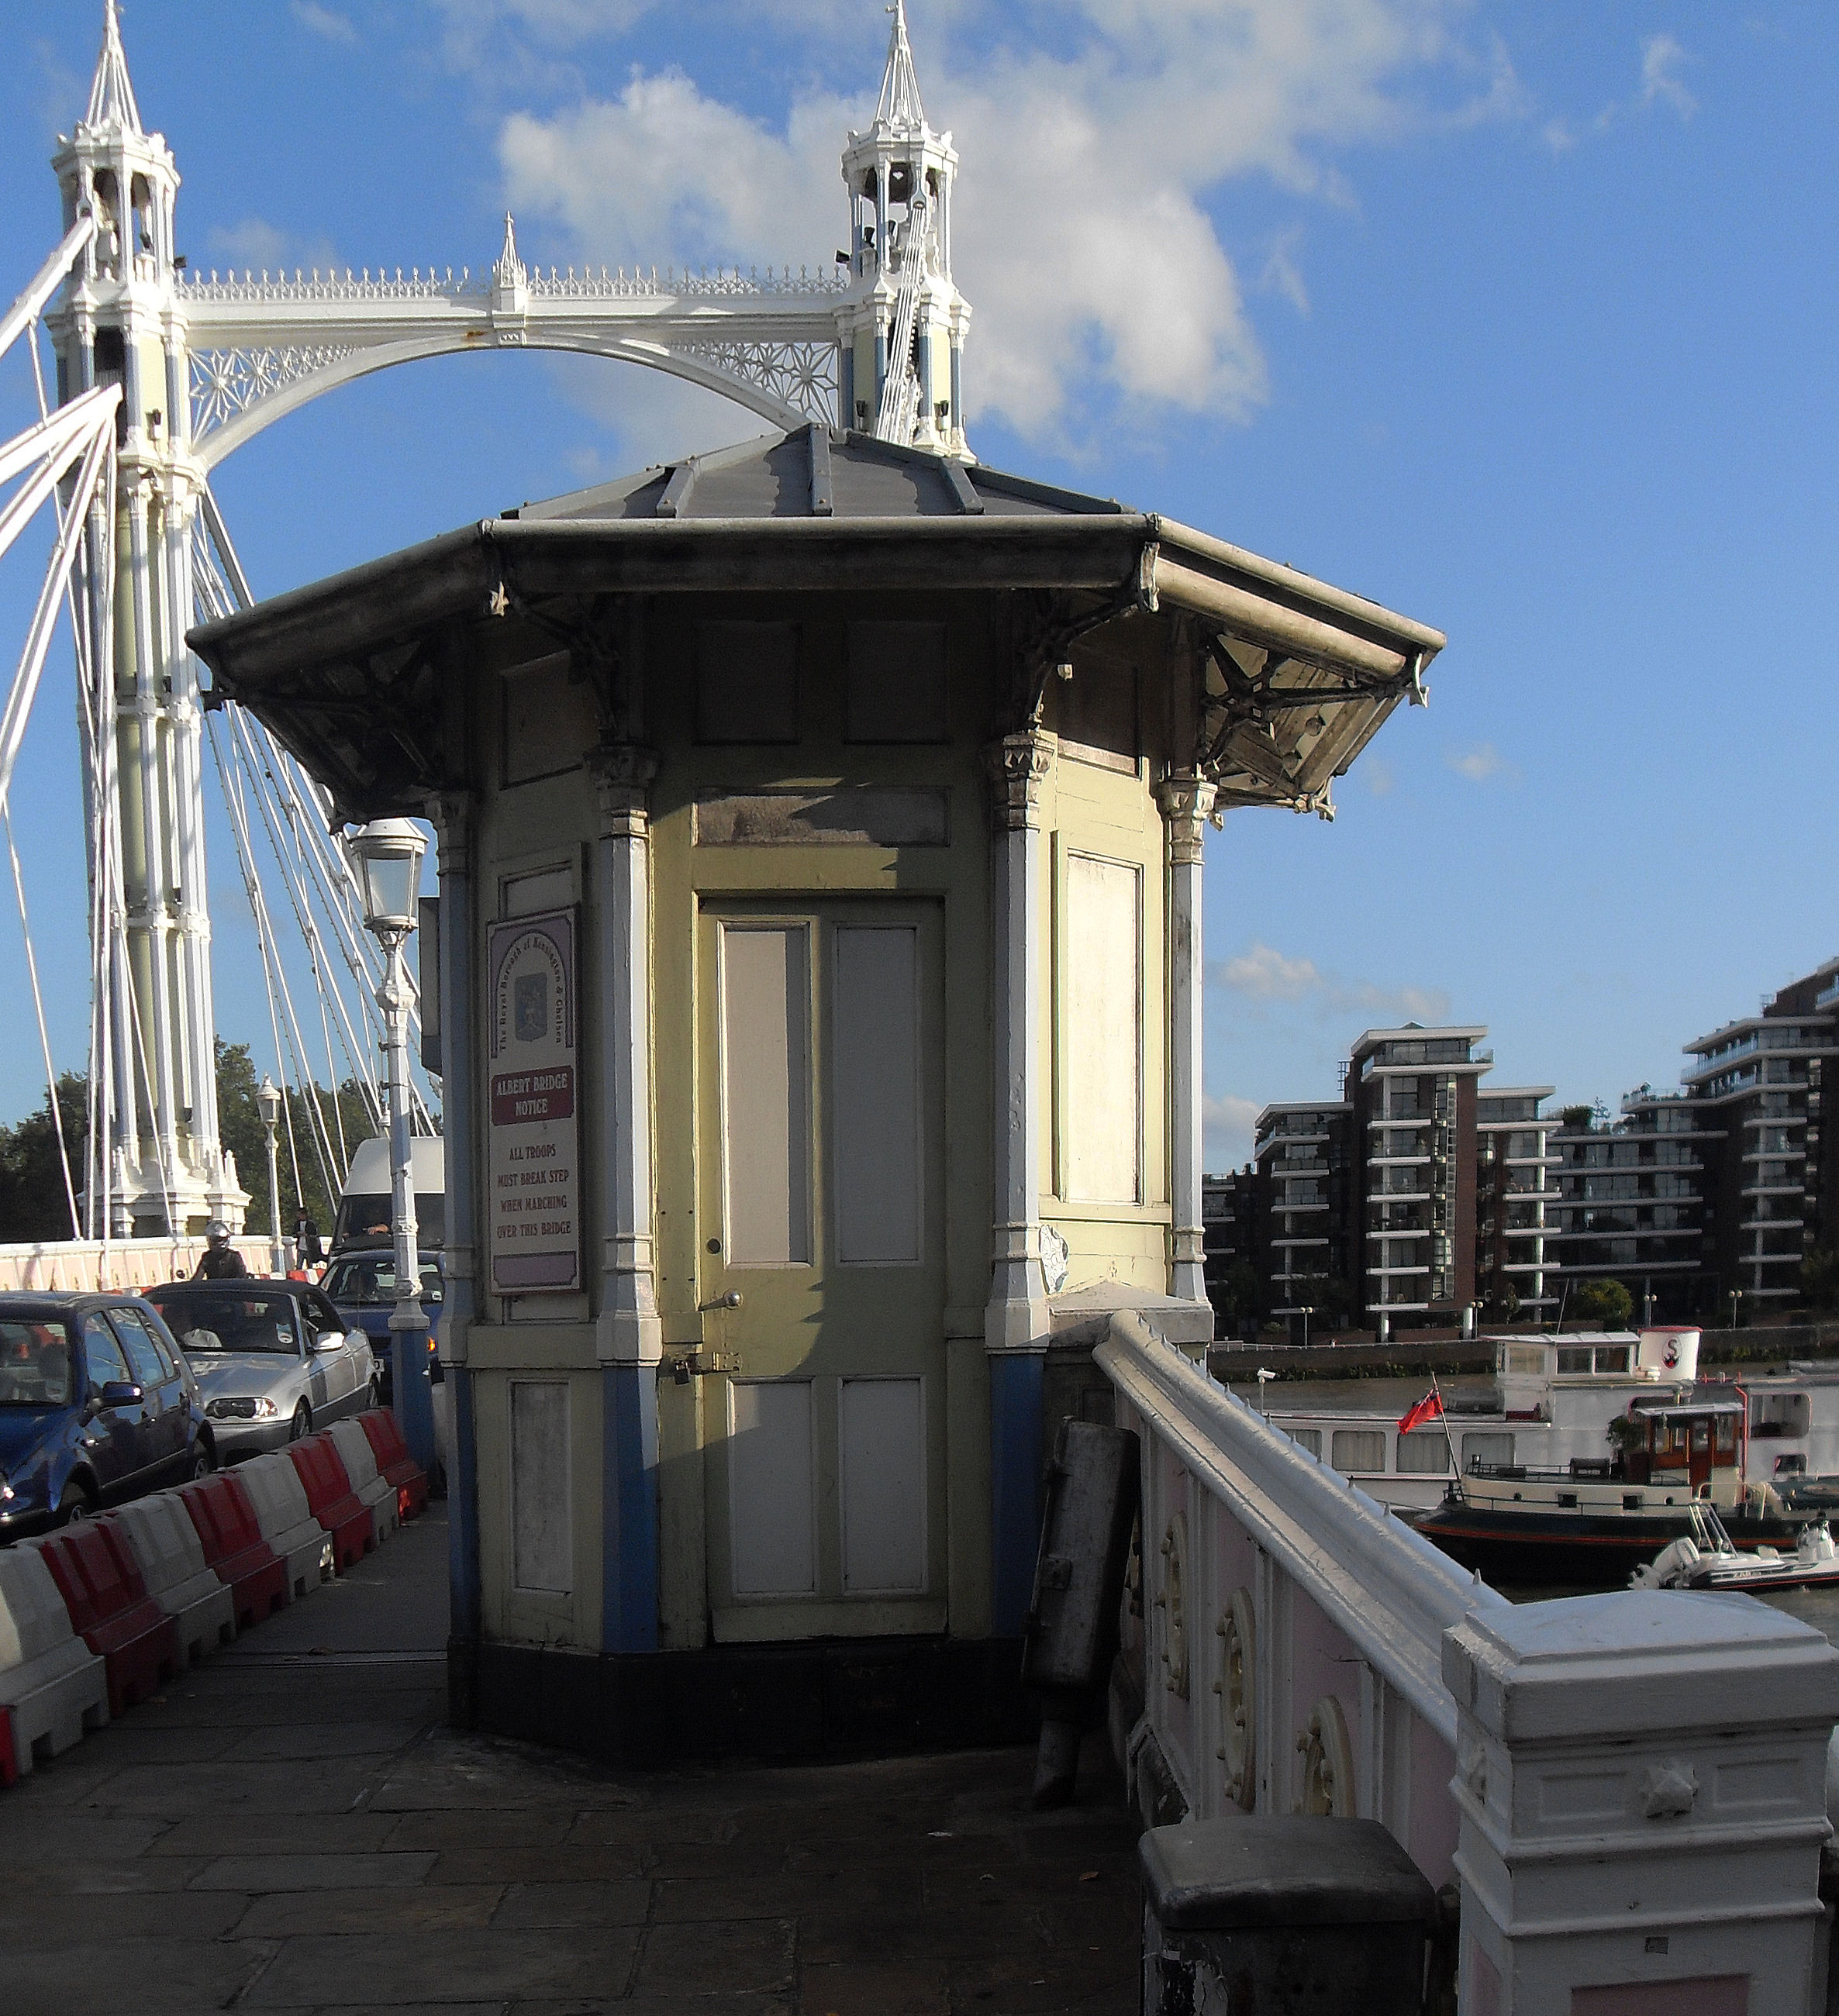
190, 1220, 250, 1281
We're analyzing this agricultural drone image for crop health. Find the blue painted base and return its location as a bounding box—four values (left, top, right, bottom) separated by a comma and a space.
448, 1366, 481, 1642
391, 1323, 437, 1474
989, 1351, 1046, 1638
602, 1364, 660, 1655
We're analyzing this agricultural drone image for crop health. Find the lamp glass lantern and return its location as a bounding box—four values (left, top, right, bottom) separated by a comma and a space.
351, 818, 427, 936
256, 1074, 281, 1130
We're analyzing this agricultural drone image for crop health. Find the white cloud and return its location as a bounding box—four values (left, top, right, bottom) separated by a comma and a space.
292, 2, 357, 43
1446, 741, 1503, 783
1542, 115, 1575, 153
1203, 1091, 1260, 1165
1211, 939, 1449, 1024
1216, 942, 1320, 1001
1640, 33, 1697, 119
1363, 753, 1395, 796
481, 1, 1522, 444
1258, 227, 1311, 315
204, 218, 343, 277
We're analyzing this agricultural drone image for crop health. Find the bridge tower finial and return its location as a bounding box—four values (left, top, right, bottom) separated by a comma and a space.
839, 3, 971, 456
88, 1, 144, 136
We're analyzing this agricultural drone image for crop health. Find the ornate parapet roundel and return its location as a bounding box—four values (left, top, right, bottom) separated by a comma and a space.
1297, 1694, 1355, 1818
1155, 1511, 1189, 1700
1213, 1586, 1256, 1811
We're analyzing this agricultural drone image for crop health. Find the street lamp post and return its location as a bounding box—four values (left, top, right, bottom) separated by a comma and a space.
352, 818, 436, 1473
1299, 1304, 1314, 1350
1729, 1287, 1744, 1333
256, 1074, 285, 1276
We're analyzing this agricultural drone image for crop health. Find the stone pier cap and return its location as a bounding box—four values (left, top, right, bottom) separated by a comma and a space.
1445, 1589, 1839, 1747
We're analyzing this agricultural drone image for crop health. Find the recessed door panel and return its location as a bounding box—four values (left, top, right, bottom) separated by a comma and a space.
833, 925, 920, 1265
719, 925, 812, 1267
728, 1378, 816, 1596
840, 1376, 926, 1594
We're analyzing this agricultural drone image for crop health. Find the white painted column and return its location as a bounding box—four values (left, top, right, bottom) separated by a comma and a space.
985, 727, 1055, 1637
1444, 1591, 1839, 2015
984, 727, 1055, 1353
589, 743, 663, 1370
1158, 775, 1215, 1307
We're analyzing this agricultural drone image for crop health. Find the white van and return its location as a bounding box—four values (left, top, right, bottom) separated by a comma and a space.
332, 1136, 446, 1253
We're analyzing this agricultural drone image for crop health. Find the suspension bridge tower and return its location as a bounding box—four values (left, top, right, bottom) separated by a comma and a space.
50, 2, 245, 1238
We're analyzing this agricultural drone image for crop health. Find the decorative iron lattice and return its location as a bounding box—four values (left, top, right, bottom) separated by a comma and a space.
191, 345, 357, 439
671, 338, 838, 422
177, 262, 849, 305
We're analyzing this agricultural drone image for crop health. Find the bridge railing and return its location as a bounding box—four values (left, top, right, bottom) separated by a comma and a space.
1097, 1308, 1839, 2014
0, 1236, 274, 1295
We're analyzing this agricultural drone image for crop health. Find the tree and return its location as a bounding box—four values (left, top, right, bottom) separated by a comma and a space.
0, 1073, 90, 1241
1210, 1260, 1265, 1336
1572, 1277, 1633, 1328
1801, 1246, 1839, 1315
216, 1039, 384, 1237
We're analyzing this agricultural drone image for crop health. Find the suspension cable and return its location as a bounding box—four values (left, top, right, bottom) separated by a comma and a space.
3, 809, 79, 1237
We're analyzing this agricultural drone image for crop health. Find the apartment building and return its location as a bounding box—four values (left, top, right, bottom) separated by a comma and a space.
1475, 1084, 1559, 1321
1251, 1099, 1354, 1318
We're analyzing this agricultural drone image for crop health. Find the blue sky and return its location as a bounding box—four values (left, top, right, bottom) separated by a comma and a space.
0, 1, 1833, 1167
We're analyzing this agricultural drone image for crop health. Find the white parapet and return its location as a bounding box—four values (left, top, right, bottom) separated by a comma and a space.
0, 1236, 271, 1294
1446, 1591, 1839, 2016
238, 1450, 333, 1597
327, 1418, 399, 1543
1099, 1308, 1839, 2014
0, 1544, 109, 1770
105, 1495, 236, 1664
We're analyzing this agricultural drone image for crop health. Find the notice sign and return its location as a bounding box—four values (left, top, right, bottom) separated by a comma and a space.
488, 908, 581, 1294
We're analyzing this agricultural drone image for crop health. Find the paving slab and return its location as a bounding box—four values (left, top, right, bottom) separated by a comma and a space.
191, 1848, 440, 1890
233, 1880, 507, 1937
492, 1880, 655, 1928
244, 1925, 645, 2007
630, 1918, 798, 1997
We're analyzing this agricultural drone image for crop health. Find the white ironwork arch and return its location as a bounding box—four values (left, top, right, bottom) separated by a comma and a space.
190, 326, 830, 470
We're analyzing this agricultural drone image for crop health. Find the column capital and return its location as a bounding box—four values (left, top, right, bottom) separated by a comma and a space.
1157, 773, 1217, 866
588, 741, 659, 839
985, 728, 1056, 832
426, 788, 475, 874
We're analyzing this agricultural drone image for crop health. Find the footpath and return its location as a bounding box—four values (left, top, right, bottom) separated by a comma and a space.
0, 1505, 1140, 2014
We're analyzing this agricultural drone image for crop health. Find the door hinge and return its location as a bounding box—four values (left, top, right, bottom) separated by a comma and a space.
671, 1349, 742, 1384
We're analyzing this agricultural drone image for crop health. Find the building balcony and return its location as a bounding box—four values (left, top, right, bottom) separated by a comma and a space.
1742, 1146, 1806, 1164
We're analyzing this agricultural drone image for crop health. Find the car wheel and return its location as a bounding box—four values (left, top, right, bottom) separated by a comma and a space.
289, 1401, 310, 1442
57, 1480, 96, 1525
188, 1444, 212, 1481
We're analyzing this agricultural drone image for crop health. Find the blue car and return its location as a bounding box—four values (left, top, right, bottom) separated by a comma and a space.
319, 1251, 444, 1405
0, 1291, 213, 1539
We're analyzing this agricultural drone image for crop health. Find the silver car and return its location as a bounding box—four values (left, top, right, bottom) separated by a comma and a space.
142, 1281, 378, 1458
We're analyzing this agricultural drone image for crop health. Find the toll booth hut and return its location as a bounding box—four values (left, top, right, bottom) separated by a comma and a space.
191, 425, 1444, 1759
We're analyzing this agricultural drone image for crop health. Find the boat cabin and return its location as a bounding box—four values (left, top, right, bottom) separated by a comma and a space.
1624, 1391, 1744, 1504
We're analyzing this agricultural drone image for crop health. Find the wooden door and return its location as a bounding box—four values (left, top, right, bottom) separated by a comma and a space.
697, 901, 946, 1642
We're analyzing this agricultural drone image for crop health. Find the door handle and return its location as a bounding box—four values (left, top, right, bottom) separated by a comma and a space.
698, 1291, 743, 1312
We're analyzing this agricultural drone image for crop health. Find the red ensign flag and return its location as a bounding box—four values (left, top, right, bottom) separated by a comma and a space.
1397, 1390, 1444, 1436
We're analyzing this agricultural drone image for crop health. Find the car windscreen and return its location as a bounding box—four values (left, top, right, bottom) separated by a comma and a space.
0, 1319, 73, 1405
322, 1256, 443, 1307
333, 1191, 446, 1249
143, 1294, 302, 1355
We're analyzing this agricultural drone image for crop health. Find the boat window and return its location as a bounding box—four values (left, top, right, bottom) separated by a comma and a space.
1503, 1346, 1544, 1375
1462, 1432, 1515, 1470
1396, 1432, 1451, 1474
1715, 1415, 1736, 1458
1330, 1429, 1386, 1473
1557, 1347, 1592, 1373
1593, 1346, 1632, 1373
1752, 1394, 1810, 1439
1288, 1428, 1321, 1458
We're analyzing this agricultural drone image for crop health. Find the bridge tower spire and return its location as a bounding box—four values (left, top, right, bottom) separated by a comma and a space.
50, 3, 245, 1237
840, 2, 971, 454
